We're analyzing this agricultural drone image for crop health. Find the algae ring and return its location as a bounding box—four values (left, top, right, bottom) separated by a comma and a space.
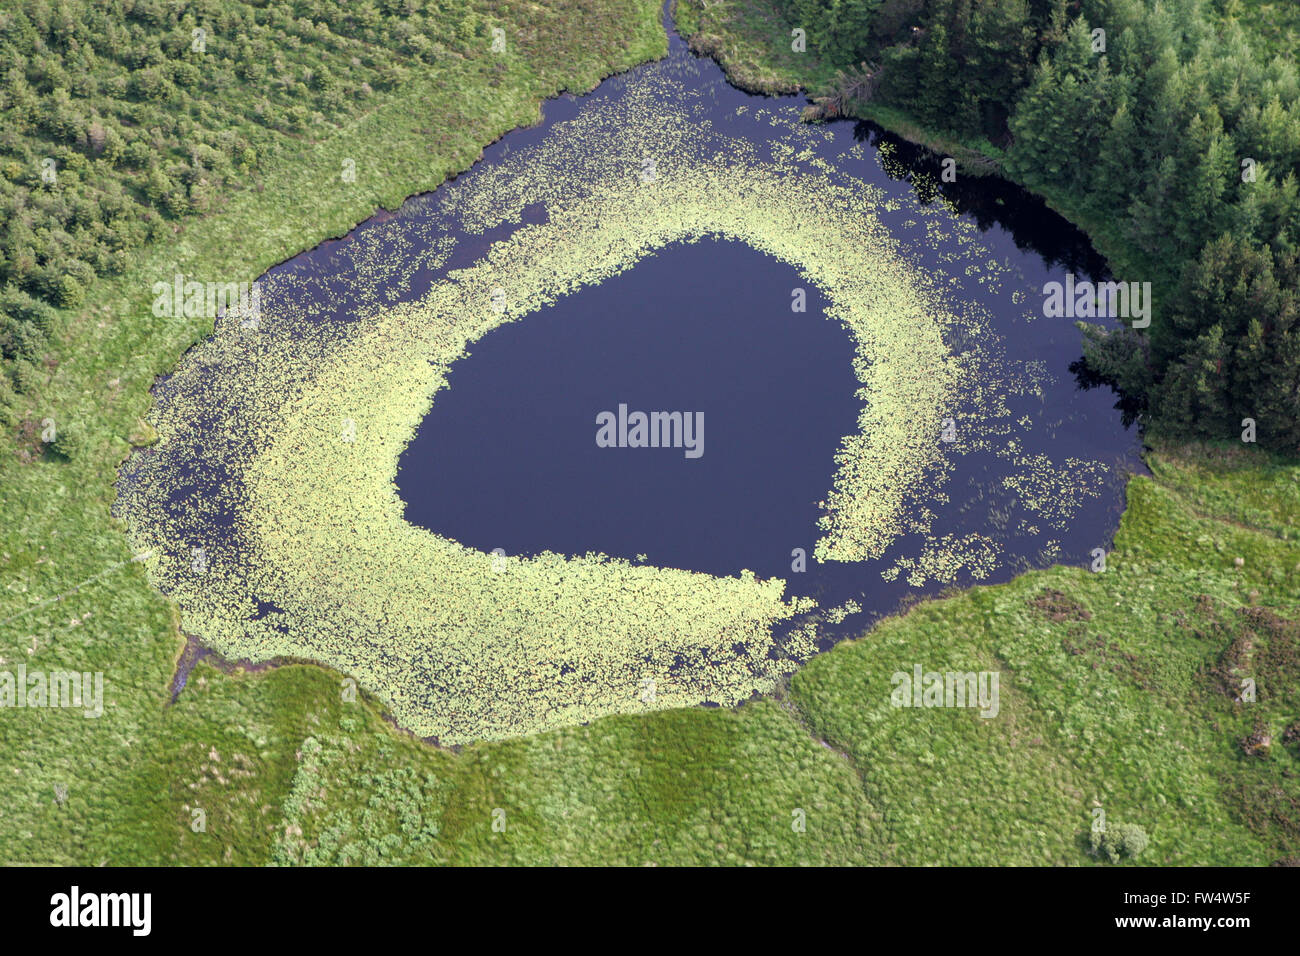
117, 62, 1097, 743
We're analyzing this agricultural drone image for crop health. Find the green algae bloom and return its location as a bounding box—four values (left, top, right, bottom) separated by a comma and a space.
117, 57, 1109, 744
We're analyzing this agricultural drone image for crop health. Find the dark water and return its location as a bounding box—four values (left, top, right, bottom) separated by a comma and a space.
398, 237, 857, 579
134, 4, 1144, 653
382, 9, 1142, 628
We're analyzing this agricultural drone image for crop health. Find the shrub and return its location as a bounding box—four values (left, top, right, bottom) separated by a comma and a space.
1090, 822, 1150, 862
10, 357, 43, 394
46, 420, 86, 460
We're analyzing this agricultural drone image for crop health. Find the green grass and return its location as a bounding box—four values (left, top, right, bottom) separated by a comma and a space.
672, 0, 838, 94
789, 443, 1300, 864
90, 441, 1298, 865
3, 0, 1297, 866
268, 699, 880, 866
0, 0, 670, 865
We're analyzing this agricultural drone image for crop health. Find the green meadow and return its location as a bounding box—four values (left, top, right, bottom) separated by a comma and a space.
1, 0, 1296, 865
11, 430, 1300, 864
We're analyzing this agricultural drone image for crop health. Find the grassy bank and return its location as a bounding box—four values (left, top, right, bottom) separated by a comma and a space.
3, 0, 1296, 866
0, 0, 668, 863
665, 0, 1298, 863
669, 0, 1152, 284
124, 442, 1300, 865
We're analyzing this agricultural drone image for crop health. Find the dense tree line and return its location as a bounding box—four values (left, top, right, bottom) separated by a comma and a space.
784, 0, 1300, 452
0, 0, 493, 427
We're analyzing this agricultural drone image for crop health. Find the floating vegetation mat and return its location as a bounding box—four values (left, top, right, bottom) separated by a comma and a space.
117, 53, 1113, 744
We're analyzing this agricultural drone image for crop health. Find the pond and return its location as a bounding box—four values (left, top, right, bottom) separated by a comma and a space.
117, 5, 1142, 743
396, 235, 859, 583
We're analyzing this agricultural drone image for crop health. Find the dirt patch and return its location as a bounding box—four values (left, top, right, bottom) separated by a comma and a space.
1061, 630, 1153, 690
1029, 588, 1092, 623
1249, 607, 1300, 695
1206, 606, 1300, 703
1222, 774, 1300, 855
12, 418, 46, 463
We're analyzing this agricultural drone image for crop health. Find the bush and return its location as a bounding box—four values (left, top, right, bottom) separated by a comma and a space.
1090, 822, 1150, 862
5, 287, 58, 334
46, 420, 86, 460
0, 373, 20, 428
0, 313, 46, 361
10, 357, 43, 394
